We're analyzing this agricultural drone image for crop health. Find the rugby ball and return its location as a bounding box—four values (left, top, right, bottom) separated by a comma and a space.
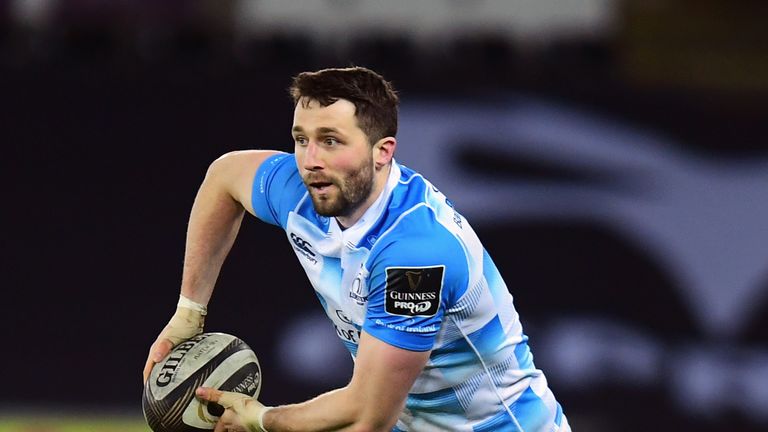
143, 332, 262, 432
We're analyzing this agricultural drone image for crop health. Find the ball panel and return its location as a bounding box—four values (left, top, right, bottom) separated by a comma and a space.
182, 350, 261, 428
144, 372, 212, 432
142, 385, 165, 431
217, 357, 261, 397
203, 349, 261, 396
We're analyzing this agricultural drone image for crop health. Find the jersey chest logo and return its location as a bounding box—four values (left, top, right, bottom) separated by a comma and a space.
385, 266, 444, 317
349, 274, 368, 305
289, 232, 318, 265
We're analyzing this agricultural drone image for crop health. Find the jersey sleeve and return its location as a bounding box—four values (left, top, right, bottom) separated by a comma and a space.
363, 213, 469, 352
251, 153, 304, 228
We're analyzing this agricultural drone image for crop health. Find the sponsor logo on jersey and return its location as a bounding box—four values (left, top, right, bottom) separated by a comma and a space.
406, 270, 423, 290
349, 276, 368, 305
334, 324, 361, 343
336, 309, 354, 325
385, 266, 444, 317
333, 310, 361, 342
290, 233, 317, 264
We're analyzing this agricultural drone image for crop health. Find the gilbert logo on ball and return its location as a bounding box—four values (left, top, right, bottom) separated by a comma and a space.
143, 333, 261, 432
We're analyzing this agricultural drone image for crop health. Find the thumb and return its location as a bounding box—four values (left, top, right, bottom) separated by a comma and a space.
217, 391, 250, 410
197, 388, 252, 411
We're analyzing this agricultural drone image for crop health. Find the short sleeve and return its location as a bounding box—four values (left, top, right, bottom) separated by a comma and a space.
363, 211, 469, 351
251, 153, 304, 228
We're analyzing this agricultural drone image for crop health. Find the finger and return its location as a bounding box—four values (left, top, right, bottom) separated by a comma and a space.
142, 346, 159, 383
142, 339, 173, 383
213, 418, 228, 432
142, 357, 154, 383
152, 338, 173, 362
196, 387, 224, 404
221, 409, 238, 424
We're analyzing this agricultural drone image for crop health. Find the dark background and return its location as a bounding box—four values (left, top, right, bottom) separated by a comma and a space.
2, 1, 768, 431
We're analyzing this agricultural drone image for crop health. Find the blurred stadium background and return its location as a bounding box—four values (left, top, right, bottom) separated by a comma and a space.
2, 0, 767, 431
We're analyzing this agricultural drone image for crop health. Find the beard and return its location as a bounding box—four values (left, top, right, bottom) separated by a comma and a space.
304, 156, 375, 218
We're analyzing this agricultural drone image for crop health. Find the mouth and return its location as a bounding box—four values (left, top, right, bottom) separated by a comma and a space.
309, 181, 334, 193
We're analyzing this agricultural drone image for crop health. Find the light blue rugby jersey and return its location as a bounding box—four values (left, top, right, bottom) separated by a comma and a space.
252, 153, 569, 432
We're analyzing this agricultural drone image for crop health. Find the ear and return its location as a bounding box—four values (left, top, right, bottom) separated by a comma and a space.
373, 137, 397, 171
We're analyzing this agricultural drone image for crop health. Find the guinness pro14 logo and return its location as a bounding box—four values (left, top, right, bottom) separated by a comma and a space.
385, 266, 444, 317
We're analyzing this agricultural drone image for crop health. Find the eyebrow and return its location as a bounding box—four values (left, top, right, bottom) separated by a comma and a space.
317, 127, 342, 135
291, 126, 344, 135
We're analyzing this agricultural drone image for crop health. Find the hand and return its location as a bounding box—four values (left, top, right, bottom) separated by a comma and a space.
142, 305, 206, 382
196, 387, 270, 432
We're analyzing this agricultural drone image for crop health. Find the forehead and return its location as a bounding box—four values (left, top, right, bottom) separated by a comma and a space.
292, 98, 359, 132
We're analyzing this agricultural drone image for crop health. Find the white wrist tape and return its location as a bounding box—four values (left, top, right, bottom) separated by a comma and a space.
178, 294, 208, 315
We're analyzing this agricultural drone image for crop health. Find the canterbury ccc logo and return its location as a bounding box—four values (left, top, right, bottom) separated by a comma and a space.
290, 233, 315, 257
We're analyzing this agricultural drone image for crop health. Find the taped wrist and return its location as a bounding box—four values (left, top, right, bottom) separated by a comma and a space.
218, 392, 271, 432
177, 294, 208, 315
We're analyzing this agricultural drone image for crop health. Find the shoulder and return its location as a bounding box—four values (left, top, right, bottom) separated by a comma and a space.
251, 151, 298, 195
207, 150, 288, 213
245, 151, 306, 226
367, 166, 472, 301
211, 149, 287, 177
365, 204, 470, 315
377, 165, 464, 260
374, 207, 466, 267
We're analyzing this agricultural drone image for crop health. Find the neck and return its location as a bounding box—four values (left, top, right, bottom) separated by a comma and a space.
336, 163, 391, 229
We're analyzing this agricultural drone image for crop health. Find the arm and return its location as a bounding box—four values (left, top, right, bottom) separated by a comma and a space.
198, 331, 430, 432
180, 150, 281, 304
143, 150, 283, 382
267, 331, 429, 431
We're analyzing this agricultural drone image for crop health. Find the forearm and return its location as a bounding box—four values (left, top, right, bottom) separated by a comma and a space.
264, 386, 396, 432
180, 159, 245, 305
196, 333, 424, 432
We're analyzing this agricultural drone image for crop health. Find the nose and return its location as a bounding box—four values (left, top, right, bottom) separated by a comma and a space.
302, 141, 324, 171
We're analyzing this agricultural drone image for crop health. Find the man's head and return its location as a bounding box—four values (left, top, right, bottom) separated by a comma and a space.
289, 66, 399, 145
289, 67, 399, 226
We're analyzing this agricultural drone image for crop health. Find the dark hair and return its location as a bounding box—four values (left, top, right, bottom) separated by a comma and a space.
289, 67, 399, 144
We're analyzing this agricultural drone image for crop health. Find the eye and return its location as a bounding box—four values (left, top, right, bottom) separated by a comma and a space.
324, 137, 340, 146
295, 136, 308, 146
